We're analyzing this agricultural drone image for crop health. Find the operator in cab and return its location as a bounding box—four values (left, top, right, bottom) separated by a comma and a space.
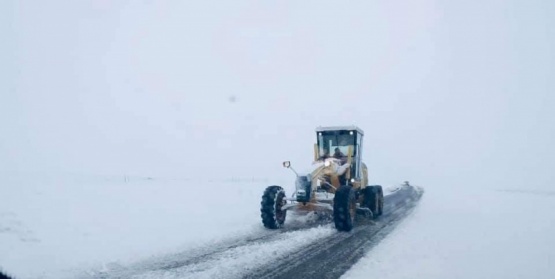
333, 147, 345, 159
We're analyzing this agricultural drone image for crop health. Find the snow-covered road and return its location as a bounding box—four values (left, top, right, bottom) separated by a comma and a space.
74, 183, 422, 279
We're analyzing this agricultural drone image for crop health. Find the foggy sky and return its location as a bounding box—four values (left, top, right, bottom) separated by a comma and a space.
1, 0, 553, 189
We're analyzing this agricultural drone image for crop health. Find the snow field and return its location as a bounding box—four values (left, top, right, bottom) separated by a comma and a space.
3, 174, 554, 279
0, 173, 293, 279
341, 185, 555, 279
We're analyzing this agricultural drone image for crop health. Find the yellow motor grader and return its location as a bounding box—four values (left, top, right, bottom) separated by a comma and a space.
260, 126, 384, 232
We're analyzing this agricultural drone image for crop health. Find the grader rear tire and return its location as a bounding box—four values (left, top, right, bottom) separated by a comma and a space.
364, 185, 384, 218
333, 185, 357, 232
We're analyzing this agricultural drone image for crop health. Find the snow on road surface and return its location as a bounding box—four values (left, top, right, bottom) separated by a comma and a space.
125, 225, 335, 279
341, 185, 555, 279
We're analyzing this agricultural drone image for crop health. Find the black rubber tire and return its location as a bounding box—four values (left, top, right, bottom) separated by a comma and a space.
364, 185, 384, 218
260, 185, 287, 229
333, 185, 357, 232
376, 185, 384, 216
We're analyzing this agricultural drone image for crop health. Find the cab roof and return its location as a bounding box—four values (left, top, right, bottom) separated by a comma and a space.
315, 125, 364, 135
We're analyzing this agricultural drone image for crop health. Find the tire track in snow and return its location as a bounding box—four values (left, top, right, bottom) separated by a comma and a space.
243, 186, 423, 279
82, 212, 332, 279
131, 225, 337, 279
140, 217, 330, 272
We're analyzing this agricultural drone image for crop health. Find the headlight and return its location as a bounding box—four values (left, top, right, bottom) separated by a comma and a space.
324, 160, 331, 167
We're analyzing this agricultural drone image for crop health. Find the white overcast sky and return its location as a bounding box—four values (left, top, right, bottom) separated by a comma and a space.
1, 0, 553, 189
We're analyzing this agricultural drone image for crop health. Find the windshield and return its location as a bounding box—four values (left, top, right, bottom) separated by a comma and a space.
317, 130, 356, 158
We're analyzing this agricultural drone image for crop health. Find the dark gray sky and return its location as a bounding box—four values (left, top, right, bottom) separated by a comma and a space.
1, 0, 553, 189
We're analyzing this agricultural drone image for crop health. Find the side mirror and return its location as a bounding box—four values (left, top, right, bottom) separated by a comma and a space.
283, 160, 298, 177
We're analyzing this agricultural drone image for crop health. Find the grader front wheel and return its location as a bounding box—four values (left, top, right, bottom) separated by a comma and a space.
333, 185, 357, 232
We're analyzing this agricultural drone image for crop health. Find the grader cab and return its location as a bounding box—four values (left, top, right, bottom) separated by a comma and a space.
260, 126, 384, 232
